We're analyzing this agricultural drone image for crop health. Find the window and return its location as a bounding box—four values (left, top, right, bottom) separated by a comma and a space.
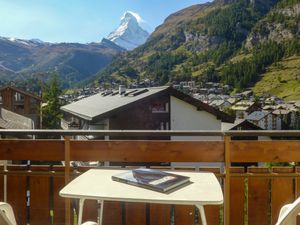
14, 92, 24, 102
151, 102, 169, 113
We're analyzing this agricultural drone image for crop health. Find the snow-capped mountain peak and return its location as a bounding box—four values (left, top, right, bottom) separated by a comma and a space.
0, 36, 47, 47
121, 11, 139, 24
107, 11, 150, 50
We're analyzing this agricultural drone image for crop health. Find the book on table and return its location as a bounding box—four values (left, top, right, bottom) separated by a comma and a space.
112, 168, 190, 193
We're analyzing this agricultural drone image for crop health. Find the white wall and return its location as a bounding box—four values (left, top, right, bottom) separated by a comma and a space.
170, 96, 222, 140
170, 96, 223, 168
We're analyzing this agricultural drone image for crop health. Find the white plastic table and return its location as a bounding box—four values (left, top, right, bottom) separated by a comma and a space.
60, 169, 223, 225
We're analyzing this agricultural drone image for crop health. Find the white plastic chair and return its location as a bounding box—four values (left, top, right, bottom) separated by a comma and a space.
0, 202, 17, 225
276, 197, 300, 225
81, 222, 97, 225
0, 201, 97, 225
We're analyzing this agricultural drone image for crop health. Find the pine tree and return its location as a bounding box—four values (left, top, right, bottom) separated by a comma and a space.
41, 73, 62, 129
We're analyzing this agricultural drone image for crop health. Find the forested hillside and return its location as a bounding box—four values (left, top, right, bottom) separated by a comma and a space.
0, 37, 124, 89
91, 0, 300, 99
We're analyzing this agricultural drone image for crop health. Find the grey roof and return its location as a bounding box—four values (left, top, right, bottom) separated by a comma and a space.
227, 97, 238, 104
294, 101, 300, 108
263, 105, 276, 110
0, 108, 33, 129
272, 109, 291, 115
210, 100, 226, 107
246, 111, 269, 121
61, 86, 169, 121
222, 119, 263, 130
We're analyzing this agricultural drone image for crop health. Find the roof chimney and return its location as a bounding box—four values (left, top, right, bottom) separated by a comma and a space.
119, 85, 126, 95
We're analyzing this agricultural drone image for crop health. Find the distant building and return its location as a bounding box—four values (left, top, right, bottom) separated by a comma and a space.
0, 86, 42, 128
210, 100, 232, 111
246, 111, 281, 130
0, 107, 34, 129
227, 97, 239, 105
222, 119, 263, 131
241, 90, 253, 98
232, 100, 260, 119
61, 86, 234, 140
273, 109, 296, 129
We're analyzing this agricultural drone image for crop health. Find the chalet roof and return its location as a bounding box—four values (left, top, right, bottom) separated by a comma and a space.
241, 90, 253, 96
0, 107, 33, 129
272, 109, 292, 115
246, 111, 270, 121
263, 105, 276, 110
227, 97, 238, 104
61, 86, 169, 121
61, 86, 234, 123
232, 100, 255, 111
0, 85, 42, 101
222, 119, 263, 130
276, 103, 294, 110
210, 100, 224, 106
293, 101, 300, 108
210, 100, 229, 107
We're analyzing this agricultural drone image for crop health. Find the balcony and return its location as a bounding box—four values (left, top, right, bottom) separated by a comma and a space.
61, 119, 80, 130
0, 130, 299, 225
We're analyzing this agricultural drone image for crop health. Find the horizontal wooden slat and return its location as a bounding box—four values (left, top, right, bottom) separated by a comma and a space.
0, 140, 65, 160
0, 129, 225, 136
0, 129, 298, 137
230, 141, 300, 162
1, 139, 300, 163
70, 140, 225, 162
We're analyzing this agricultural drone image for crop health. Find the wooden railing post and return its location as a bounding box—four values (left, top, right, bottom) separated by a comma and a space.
224, 135, 231, 225
64, 136, 71, 225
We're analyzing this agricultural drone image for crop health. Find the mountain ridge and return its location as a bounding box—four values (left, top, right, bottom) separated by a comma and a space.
91, 0, 300, 100
0, 35, 125, 88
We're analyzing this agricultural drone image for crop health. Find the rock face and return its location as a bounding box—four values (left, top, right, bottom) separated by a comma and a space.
279, 2, 300, 16
107, 11, 150, 50
184, 31, 224, 52
245, 3, 300, 48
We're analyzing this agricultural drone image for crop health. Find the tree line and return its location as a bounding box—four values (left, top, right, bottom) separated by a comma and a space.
221, 40, 300, 90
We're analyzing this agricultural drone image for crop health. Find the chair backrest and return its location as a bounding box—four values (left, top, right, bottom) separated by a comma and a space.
276, 197, 300, 225
0, 202, 17, 225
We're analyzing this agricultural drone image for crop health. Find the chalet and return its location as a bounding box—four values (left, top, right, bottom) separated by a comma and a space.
210, 100, 232, 111
272, 109, 298, 129
0, 86, 42, 128
222, 119, 263, 131
231, 100, 261, 119
227, 97, 239, 105
241, 90, 253, 98
61, 86, 234, 140
246, 111, 281, 130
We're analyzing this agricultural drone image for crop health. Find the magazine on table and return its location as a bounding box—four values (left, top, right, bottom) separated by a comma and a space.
112, 168, 190, 193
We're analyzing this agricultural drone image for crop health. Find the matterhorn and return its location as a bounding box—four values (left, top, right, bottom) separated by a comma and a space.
107, 11, 150, 50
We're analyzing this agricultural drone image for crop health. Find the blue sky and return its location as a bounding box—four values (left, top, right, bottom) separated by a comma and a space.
0, 0, 210, 43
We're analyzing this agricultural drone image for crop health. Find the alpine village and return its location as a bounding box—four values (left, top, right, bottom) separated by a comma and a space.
0, 0, 300, 225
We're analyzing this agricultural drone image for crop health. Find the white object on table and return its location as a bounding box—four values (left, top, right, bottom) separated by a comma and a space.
60, 169, 223, 225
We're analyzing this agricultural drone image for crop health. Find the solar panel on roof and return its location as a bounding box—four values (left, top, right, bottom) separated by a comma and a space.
111, 91, 119, 96
129, 89, 149, 97
124, 89, 138, 96
102, 90, 113, 96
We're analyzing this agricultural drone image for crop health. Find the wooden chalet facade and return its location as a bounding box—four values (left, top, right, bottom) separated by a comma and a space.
0, 86, 42, 128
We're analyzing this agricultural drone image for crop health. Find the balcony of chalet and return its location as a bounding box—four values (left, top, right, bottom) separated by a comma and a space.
0, 129, 299, 225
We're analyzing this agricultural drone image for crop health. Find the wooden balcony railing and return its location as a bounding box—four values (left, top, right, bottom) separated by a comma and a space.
0, 130, 299, 225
